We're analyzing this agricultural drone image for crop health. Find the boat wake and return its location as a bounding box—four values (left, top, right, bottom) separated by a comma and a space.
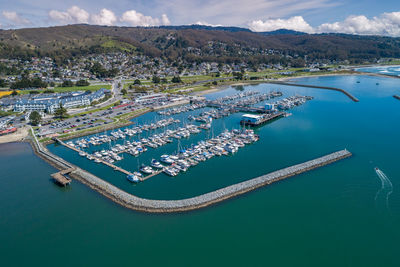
374, 168, 393, 209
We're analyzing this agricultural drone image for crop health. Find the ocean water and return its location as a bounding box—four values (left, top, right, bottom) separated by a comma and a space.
357, 65, 400, 77
1, 75, 399, 266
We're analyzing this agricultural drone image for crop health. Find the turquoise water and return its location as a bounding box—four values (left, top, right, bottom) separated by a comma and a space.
357, 65, 400, 77
1, 75, 400, 266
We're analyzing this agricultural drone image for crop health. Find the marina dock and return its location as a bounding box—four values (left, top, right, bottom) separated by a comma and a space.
54, 137, 163, 181
54, 138, 135, 177
31, 128, 352, 213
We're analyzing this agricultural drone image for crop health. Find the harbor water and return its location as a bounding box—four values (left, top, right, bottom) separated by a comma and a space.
1, 74, 400, 266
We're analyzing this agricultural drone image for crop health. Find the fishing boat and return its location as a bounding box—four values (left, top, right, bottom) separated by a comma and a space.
140, 165, 154, 174
161, 155, 175, 164
151, 159, 164, 169
163, 167, 178, 177
126, 174, 140, 183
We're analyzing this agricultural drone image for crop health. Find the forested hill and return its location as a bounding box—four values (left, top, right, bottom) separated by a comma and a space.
0, 24, 399, 64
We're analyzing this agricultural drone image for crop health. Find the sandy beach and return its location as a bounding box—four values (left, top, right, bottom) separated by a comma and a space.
0, 127, 29, 144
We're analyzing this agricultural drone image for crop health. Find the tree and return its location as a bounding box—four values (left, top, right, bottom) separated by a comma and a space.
11, 90, 18, 96
152, 76, 160, 84
0, 79, 6, 87
171, 76, 182, 83
121, 88, 127, 95
61, 80, 74, 87
233, 72, 243, 80
29, 111, 41, 126
54, 104, 68, 119
75, 79, 90, 86
133, 79, 141, 85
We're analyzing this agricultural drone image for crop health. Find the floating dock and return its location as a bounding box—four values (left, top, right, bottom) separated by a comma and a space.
54, 138, 135, 177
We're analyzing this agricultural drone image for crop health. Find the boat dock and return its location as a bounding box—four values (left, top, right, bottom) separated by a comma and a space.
54, 138, 135, 177
51, 168, 74, 186
240, 112, 285, 127
32, 129, 353, 213
54, 137, 164, 182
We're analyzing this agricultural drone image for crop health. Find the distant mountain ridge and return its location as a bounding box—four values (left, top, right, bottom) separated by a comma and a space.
0, 24, 399, 64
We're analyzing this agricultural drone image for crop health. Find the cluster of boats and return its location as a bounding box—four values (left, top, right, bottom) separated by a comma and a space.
213, 90, 261, 103
274, 95, 313, 111
67, 118, 180, 149
77, 124, 205, 165
125, 129, 260, 181
157, 103, 206, 116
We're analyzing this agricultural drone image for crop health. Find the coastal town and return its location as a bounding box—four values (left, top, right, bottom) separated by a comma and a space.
0, 48, 375, 143
2, 1, 400, 266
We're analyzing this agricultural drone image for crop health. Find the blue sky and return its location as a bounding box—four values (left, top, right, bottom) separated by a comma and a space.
0, 0, 399, 36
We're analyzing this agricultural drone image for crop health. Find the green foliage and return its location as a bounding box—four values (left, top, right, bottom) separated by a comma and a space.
233, 72, 243, 80
90, 62, 118, 78
0, 79, 7, 87
61, 80, 74, 87
171, 76, 182, 83
121, 88, 127, 95
29, 111, 41, 126
11, 90, 18, 96
10, 77, 47, 89
152, 75, 161, 84
54, 104, 68, 119
75, 79, 90, 86
133, 79, 141, 85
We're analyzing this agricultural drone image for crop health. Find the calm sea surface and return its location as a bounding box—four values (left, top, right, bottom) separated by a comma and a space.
1, 75, 399, 266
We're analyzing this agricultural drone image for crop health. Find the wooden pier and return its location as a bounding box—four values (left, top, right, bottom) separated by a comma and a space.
141, 170, 163, 181
51, 168, 74, 186
54, 138, 135, 177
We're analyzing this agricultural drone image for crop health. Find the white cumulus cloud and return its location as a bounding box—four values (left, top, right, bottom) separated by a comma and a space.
48, 6, 89, 24
2, 11, 31, 25
248, 11, 400, 36
249, 16, 314, 33
121, 10, 170, 26
317, 12, 400, 36
194, 21, 222, 27
91, 8, 117, 26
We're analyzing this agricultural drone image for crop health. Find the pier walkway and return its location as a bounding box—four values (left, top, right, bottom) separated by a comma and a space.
54, 138, 134, 177
266, 81, 360, 102
51, 168, 74, 186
